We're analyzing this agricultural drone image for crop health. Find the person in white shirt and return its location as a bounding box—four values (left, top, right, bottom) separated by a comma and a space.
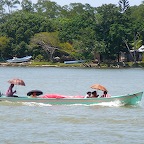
84, 91, 91, 98
101, 91, 111, 98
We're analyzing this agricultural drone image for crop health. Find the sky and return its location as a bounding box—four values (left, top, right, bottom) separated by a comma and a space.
28, 0, 142, 7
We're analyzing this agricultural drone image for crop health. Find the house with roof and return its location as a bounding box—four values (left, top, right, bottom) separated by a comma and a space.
119, 45, 144, 62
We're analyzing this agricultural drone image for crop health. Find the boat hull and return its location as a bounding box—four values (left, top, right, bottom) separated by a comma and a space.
64, 60, 85, 64
0, 92, 143, 105
7, 56, 32, 63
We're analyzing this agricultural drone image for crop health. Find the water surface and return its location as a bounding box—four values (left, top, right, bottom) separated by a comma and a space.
0, 67, 144, 144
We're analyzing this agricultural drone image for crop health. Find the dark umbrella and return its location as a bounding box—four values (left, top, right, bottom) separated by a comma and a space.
27, 90, 43, 96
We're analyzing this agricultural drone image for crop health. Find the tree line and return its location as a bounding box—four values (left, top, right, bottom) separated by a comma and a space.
0, 0, 144, 63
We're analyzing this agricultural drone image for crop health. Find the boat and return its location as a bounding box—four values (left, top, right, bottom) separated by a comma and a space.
7, 56, 32, 63
64, 60, 86, 64
0, 91, 143, 106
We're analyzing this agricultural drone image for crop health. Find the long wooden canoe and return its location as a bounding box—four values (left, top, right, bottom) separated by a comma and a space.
0, 91, 143, 106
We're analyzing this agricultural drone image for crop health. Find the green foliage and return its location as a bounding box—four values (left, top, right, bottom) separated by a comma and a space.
30, 32, 76, 61
0, 11, 55, 58
3, 0, 20, 14
0, 11, 54, 44
35, 54, 44, 62
21, 0, 34, 12
0, 36, 12, 58
0, 1, 144, 62
34, 0, 62, 18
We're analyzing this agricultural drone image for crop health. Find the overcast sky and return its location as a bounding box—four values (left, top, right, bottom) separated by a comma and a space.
27, 0, 142, 7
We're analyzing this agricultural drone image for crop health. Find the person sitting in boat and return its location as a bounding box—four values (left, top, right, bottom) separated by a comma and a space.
30, 92, 37, 98
6, 84, 17, 97
101, 91, 111, 98
84, 91, 91, 98
91, 91, 99, 98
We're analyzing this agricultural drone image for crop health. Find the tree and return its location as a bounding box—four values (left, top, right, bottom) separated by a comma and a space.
0, 11, 54, 44
122, 5, 144, 63
109, 23, 130, 61
13, 41, 30, 56
34, 0, 62, 18
0, 0, 5, 17
30, 32, 77, 61
21, 0, 34, 12
0, 36, 11, 59
95, 4, 132, 61
60, 3, 95, 19
129, 4, 144, 42
3, 0, 20, 13
119, 0, 129, 13
30, 32, 60, 61
59, 9, 96, 42
0, 11, 56, 58
0, 1, 144, 62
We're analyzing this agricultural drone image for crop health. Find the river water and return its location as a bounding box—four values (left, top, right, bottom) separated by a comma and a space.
0, 66, 144, 144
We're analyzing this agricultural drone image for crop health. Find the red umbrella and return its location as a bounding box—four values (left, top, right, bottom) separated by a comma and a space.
8, 78, 25, 86
91, 84, 108, 92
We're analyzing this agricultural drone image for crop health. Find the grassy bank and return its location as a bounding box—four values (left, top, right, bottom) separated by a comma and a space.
0, 61, 144, 68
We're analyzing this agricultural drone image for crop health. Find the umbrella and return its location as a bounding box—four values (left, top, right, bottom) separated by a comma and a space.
27, 90, 43, 96
8, 78, 25, 86
91, 84, 108, 92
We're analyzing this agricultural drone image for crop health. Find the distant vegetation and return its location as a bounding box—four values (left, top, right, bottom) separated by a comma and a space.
0, 0, 144, 63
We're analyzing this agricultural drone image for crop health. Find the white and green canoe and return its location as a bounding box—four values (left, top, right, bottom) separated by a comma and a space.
0, 91, 143, 106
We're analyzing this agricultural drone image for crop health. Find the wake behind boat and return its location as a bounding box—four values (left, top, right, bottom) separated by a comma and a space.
7, 56, 32, 63
0, 91, 143, 106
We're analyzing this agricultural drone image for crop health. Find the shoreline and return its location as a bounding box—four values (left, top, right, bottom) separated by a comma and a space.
0, 62, 143, 68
